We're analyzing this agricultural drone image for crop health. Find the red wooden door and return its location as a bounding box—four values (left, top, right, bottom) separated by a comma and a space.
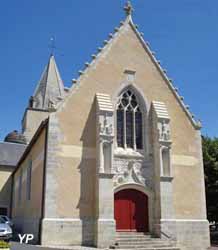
114, 189, 149, 232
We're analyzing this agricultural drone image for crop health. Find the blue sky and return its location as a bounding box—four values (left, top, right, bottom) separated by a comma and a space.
0, 0, 218, 140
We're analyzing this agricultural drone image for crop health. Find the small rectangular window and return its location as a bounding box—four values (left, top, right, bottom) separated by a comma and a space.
14, 179, 19, 207
18, 169, 23, 204
0, 207, 8, 216
26, 160, 32, 200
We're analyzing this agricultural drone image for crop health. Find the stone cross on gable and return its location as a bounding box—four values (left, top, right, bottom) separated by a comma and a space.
49, 36, 56, 55
124, 1, 134, 16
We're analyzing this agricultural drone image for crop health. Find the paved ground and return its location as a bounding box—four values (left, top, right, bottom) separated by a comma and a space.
10, 244, 218, 250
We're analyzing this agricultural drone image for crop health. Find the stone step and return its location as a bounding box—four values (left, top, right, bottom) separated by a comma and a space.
116, 236, 154, 240
116, 233, 150, 237
116, 238, 154, 242
117, 235, 152, 238
117, 244, 175, 249
114, 233, 180, 250
117, 242, 175, 248
116, 239, 174, 243
116, 239, 174, 244
116, 232, 150, 235
116, 238, 171, 242
117, 241, 175, 246
117, 237, 172, 240
119, 247, 181, 250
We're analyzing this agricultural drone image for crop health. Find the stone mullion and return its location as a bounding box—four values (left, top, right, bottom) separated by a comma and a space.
124, 108, 127, 149
133, 110, 136, 150
115, 110, 118, 149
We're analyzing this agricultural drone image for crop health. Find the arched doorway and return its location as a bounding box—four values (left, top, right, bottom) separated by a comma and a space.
114, 189, 149, 232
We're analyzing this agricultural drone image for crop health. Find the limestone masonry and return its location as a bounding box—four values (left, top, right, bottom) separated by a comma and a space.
0, 2, 210, 250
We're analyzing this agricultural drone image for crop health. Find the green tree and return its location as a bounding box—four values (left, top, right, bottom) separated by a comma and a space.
202, 136, 218, 222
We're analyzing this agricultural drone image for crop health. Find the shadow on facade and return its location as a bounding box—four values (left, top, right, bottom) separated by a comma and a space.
76, 98, 97, 246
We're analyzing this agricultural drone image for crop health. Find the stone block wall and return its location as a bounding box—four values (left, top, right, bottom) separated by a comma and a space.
40, 218, 95, 246
160, 219, 210, 250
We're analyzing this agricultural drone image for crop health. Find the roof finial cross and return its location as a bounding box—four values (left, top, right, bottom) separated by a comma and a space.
49, 36, 56, 55
124, 1, 134, 16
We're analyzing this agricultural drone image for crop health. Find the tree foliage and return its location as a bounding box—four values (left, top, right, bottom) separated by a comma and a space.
202, 136, 218, 222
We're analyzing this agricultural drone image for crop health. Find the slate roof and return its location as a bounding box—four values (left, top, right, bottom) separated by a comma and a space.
0, 142, 26, 167
33, 54, 65, 110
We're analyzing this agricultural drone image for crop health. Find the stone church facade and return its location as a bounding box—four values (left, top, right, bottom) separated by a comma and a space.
0, 2, 210, 250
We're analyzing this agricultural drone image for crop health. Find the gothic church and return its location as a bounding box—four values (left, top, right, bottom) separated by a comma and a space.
0, 2, 210, 250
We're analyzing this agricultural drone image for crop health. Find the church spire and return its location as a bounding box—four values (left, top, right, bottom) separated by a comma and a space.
124, 1, 134, 17
31, 54, 65, 111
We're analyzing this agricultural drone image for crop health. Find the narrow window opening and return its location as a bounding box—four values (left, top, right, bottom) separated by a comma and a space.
18, 170, 23, 204
26, 160, 32, 200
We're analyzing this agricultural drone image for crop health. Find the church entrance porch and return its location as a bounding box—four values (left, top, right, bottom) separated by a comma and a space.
114, 189, 149, 232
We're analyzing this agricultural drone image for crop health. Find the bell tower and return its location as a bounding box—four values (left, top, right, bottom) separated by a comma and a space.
22, 54, 66, 142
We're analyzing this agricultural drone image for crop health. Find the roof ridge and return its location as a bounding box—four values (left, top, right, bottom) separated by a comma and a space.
57, 13, 201, 130
51, 55, 64, 98
56, 16, 129, 111
126, 18, 201, 129
42, 56, 51, 107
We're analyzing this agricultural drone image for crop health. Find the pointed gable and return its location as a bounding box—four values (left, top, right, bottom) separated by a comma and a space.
33, 55, 65, 110
61, 11, 200, 131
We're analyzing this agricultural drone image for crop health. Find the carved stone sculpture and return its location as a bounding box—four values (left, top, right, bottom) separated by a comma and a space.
158, 120, 170, 141
99, 115, 113, 136
113, 159, 153, 190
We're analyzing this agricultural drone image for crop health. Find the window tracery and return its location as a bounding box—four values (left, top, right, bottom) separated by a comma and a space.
116, 89, 143, 150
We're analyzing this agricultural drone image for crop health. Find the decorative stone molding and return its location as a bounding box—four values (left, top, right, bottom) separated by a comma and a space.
95, 93, 116, 248
152, 101, 172, 178
96, 93, 114, 174
152, 101, 170, 120
151, 101, 175, 235
113, 158, 153, 190
48, 98, 57, 112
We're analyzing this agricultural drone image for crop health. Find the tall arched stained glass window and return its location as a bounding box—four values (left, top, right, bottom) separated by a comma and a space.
116, 89, 143, 150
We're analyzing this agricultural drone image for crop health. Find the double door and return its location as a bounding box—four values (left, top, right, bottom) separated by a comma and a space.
114, 189, 148, 232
